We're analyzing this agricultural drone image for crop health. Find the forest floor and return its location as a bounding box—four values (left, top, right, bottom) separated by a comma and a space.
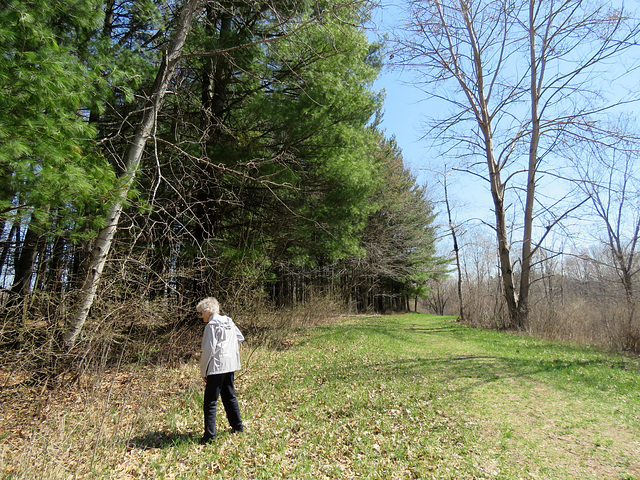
1, 314, 639, 479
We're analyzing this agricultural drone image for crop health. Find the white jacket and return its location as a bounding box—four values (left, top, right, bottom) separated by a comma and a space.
200, 314, 245, 377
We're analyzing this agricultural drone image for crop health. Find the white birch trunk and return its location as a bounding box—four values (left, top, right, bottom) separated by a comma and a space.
64, 0, 202, 347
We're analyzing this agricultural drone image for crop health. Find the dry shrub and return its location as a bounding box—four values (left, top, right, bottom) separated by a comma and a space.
0, 293, 201, 391
435, 273, 640, 353
1, 285, 350, 392
528, 297, 592, 344
446, 277, 509, 329
73, 296, 200, 367
0, 291, 71, 387
0, 361, 200, 480
232, 290, 348, 349
527, 293, 640, 353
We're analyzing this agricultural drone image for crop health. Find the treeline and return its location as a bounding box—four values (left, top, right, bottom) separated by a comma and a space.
424, 235, 640, 353
0, 0, 445, 346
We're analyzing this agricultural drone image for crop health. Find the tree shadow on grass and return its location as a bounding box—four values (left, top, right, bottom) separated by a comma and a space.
352, 354, 635, 399
346, 320, 472, 342
127, 430, 196, 449
320, 317, 639, 399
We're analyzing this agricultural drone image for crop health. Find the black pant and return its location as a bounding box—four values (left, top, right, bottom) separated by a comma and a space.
203, 372, 243, 440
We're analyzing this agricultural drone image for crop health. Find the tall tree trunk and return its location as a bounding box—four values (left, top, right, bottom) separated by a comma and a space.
460, 3, 519, 329
64, 0, 202, 347
517, 0, 543, 331
42, 233, 65, 293
0, 221, 18, 280
202, 5, 232, 137
443, 171, 464, 321
482, 90, 519, 328
10, 223, 40, 296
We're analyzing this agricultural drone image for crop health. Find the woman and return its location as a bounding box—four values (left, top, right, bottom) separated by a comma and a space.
197, 297, 245, 444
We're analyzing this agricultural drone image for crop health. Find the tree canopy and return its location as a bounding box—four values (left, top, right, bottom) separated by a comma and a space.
0, 0, 445, 343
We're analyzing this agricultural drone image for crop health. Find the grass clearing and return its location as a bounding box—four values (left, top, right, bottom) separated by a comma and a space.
2, 314, 639, 479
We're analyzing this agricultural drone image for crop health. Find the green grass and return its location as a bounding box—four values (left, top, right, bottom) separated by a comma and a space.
3, 314, 640, 479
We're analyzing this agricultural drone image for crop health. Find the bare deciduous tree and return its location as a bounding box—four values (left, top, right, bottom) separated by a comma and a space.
574, 141, 640, 349
442, 168, 464, 320
394, 0, 640, 329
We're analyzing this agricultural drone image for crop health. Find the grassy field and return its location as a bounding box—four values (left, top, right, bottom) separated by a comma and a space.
2, 314, 639, 479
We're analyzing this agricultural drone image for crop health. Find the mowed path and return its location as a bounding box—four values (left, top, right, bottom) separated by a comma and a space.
237, 314, 640, 479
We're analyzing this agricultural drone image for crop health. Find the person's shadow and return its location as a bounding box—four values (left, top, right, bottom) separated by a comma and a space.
127, 431, 196, 449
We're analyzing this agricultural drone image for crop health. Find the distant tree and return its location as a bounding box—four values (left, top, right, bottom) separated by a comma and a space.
348, 136, 446, 312
574, 141, 640, 349
442, 169, 464, 320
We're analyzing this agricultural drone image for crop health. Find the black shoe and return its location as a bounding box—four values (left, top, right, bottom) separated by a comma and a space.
231, 426, 244, 434
199, 435, 215, 445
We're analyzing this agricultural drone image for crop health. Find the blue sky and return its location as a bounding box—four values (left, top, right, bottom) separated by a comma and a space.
374, 71, 431, 181
371, 2, 429, 180
368, 0, 640, 260
369, 1, 493, 232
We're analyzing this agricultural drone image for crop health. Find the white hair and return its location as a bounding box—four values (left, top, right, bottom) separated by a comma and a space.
196, 297, 220, 315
